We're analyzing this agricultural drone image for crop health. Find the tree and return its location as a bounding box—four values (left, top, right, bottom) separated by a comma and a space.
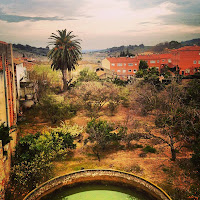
75, 81, 121, 118
9, 130, 76, 198
85, 119, 124, 161
168, 41, 181, 49
77, 68, 99, 82
48, 29, 82, 91
143, 67, 160, 85
139, 60, 148, 70
151, 83, 186, 161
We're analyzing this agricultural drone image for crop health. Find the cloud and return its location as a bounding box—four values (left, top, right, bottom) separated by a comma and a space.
0, 12, 64, 23
0, 0, 199, 49
127, 0, 200, 26
160, 1, 200, 26
0, 0, 85, 18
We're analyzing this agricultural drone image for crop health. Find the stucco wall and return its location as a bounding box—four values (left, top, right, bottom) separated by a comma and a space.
24, 169, 172, 200
0, 72, 7, 125
102, 58, 110, 70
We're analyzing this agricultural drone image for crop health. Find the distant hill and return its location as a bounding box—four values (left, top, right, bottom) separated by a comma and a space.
105, 44, 152, 56
13, 44, 49, 56
13, 38, 200, 57
104, 38, 200, 55
181, 38, 200, 46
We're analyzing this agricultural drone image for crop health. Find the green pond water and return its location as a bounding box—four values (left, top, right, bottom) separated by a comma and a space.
41, 183, 153, 200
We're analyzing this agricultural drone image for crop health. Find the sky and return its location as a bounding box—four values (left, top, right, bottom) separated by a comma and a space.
0, 0, 200, 50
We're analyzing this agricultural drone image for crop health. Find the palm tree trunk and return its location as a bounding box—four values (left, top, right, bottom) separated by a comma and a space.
62, 69, 68, 91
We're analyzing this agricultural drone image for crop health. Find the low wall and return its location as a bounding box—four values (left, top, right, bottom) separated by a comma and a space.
24, 169, 172, 200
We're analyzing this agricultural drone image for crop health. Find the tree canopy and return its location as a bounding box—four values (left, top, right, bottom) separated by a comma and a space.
48, 29, 82, 90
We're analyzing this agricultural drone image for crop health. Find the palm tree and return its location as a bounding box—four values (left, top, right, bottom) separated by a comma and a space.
48, 29, 81, 91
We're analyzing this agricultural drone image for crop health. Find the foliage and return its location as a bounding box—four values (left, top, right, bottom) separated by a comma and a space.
139, 60, 148, 70
143, 67, 159, 83
112, 77, 130, 86
142, 145, 156, 153
160, 65, 172, 79
77, 68, 99, 82
9, 128, 76, 198
85, 119, 125, 161
152, 83, 185, 160
152, 40, 181, 52
132, 83, 159, 115
52, 122, 83, 138
0, 123, 12, 147
135, 69, 145, 78
29, 64, 62, 99
75, 81, 121, 118
48, 29, 82, 90
184, 79, 200, 108
13, 44, 49, 56
119, 49, 135, 57
39, 95, 77, 123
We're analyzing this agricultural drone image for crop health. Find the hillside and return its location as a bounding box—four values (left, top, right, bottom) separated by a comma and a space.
181, 38, 200, 46
13, 44, 49, 56
104, 38, 200, 55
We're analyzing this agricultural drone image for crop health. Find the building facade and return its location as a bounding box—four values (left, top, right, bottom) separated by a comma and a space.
0, 41, 17, 199
0, 42, 17, 127
102, 46, 200, 79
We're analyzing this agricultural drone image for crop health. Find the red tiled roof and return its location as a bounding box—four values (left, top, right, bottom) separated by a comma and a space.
137, 53, 171, 60
107, 57, 137, 63
0, 41, 8, 45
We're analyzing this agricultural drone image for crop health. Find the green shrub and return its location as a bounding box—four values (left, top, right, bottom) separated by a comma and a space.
85, 119, 125, 161
9, 128, 76, 198
40, 95, 77, 123
142, 145, 157, 153
134, 144, 143, 148
77, 68, 99, 82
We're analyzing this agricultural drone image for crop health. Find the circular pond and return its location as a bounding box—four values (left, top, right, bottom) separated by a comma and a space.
40, 182, 153, 200
23, 170, 172, 200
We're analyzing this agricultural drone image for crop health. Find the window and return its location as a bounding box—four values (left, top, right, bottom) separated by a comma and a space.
124, 63, 126, 66
198, 61, 200, 64
111, 63, 115, 66
193, 60, 197, 64
157, 60, 159, 63
133, 69, 137, 73
128, 69, 132, 72
162, 59, 165, 62
150, 60, 156, 63
168, 59, 171, 63
135, 63, 137, 65
128, 63, 133, 66
117, 70, 121, 72
123, 70, 126, 73
117, 63, 122, 66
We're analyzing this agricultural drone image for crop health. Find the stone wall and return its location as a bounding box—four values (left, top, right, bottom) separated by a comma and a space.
24, 169, 172, 200
0, 129, 17, 200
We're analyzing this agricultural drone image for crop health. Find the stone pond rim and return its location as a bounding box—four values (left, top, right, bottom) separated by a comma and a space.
23, 169, 172, 200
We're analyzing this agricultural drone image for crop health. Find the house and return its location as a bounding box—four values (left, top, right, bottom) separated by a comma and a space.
102, 57, 138, 80
102, 46, 200, 79
94, 66, 116, 79
170, 46, 200, 75
0, 41, 17, 199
